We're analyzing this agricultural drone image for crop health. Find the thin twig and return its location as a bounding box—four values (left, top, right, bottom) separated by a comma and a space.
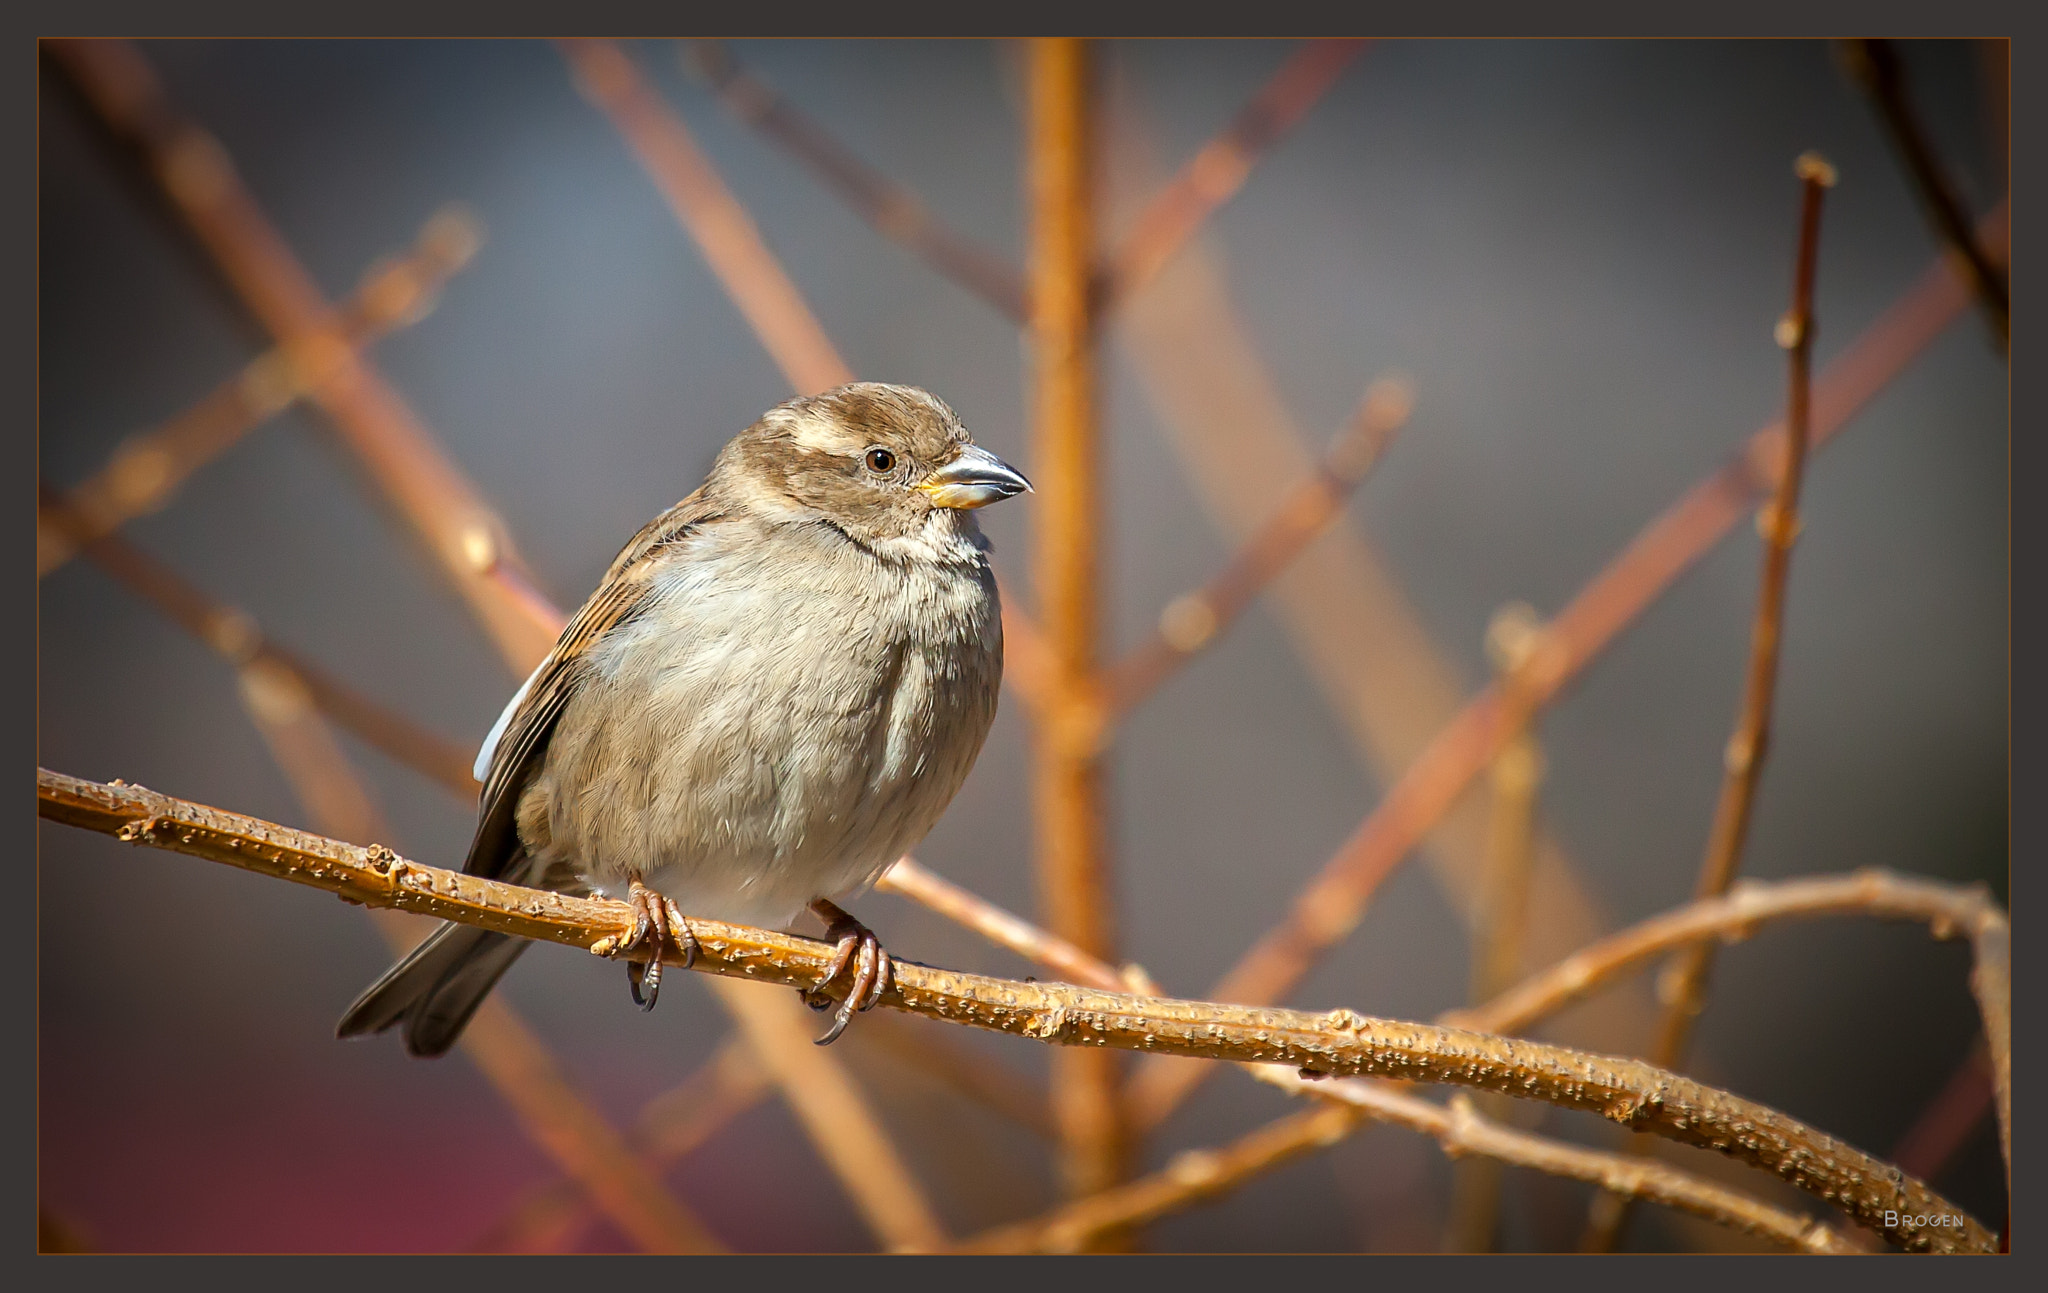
956, 1066, 1859, 1254
706, 977, 950, 1251
1443, 604, 1549, 1252
1026, 37, 1128, 1216
1840, 39, 2008, 348
1103, 375, 1411, 715
473, 1036, 770, 1253
46, 39, 562, 675
38, 206, 483, 579
36, 769, 1997, 1254
1095, 39, 1368, 312
1123, 196, 2011, 1130
558, 38, 852, 394
1255, 1071, 1862, 1256
39, 484, 479, 799
1587, 154, 1838, 1252
878, 856, 1148, 996
682, 40, 1027, 319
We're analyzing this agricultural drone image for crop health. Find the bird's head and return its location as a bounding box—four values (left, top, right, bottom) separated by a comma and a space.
719, 382, 1032, 552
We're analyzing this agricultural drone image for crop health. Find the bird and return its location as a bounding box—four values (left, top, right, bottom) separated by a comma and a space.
337, 382, 1031, 1056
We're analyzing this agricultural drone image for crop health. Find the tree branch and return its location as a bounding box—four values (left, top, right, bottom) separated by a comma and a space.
37, 205, 483, 579
1103, 375, 1410, 715
37, 769, 1995, 1253
1125, 197, 2013, 1129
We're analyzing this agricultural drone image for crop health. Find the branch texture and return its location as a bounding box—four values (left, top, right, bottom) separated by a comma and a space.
37, 769, 1994, 1253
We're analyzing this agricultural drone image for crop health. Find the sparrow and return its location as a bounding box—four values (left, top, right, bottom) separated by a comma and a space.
338, 382, 1030, 1055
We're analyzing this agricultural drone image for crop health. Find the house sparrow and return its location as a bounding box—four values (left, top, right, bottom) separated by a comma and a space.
338, 382, 1030, 1055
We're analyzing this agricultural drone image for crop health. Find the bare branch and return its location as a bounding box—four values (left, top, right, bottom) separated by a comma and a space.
37, 769, 1996, 1253
956, 1065, 1858, 1254
1890, 1036, 1994, 1186
45, 39, 562, 674
1840, 40, 2008, 348
474, 1036, 769, 1253
38, 206, 482, 579
707, 977, 950, 1250
1097, 39, 1368, 311
878, 856, 1147, 995
682, 40, 1027, 320
39, 484, 478, 800
1588, 154, 1837, 1251
558, 38, 853, 394
1103, 375, 1410, 715
1125, 198, 2013, 1128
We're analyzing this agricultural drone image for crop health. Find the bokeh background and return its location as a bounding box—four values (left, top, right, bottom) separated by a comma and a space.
38, 38, 2007, 1252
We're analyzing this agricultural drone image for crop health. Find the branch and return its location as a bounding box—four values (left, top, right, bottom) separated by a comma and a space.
1840, 39, 2008, 348
37, 206, 483, 579
682, 40, 1027, 320
39, 484, 478, 800
956, 1065, 1859, 1254
1587, 153, 1837, 1251
46, 39, 562, 675
1890, 1036, 1994, 1186
1125, 197, 2013, 1128
1103, 375, 1410, 715
36, 769, 1996, 1253
474, 1036, 769, 1253
1096, 39, 1368, 311
558, 38, 853, 394
705, 977, 949, 1250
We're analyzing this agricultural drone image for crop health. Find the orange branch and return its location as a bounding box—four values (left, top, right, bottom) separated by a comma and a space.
38, 206, 483, 579
1104, 375, 1409, 714
47, 39, 561, 676
1123, 197, 2012, 1128
558, 38, 853, 394
1097, 39, 1366, 310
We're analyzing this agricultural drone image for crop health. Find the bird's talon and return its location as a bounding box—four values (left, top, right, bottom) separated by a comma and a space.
804, 899, 894, 1045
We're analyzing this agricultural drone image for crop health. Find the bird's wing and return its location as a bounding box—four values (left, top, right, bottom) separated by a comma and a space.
462, 487, 727, 880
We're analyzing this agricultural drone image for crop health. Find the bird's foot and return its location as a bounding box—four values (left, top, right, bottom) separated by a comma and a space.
603, 876, 697, 1012
800, 898, 894, 1046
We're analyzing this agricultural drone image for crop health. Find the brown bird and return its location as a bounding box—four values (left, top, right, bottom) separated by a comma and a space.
338, 382, 1030, 1055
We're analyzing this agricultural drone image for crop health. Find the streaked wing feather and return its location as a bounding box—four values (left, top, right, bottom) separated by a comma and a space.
462, 488, 726, 880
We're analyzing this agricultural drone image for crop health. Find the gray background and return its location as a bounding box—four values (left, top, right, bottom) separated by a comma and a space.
38, 39, 2006, 1251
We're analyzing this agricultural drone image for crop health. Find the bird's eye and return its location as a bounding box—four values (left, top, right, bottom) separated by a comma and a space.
864, 448, 897, 474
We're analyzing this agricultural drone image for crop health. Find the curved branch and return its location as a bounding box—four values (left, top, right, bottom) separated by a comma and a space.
1449, 869, 2011, 1187
37, 768, 1994, 1254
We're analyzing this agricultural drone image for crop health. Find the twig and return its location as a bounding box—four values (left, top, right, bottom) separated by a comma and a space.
39, 484, 478, 799
36, 769, 1997, 1254
1587, 154, 1837, 1252
1123, 196, 2012, 1130
1443, 604, 1550, 1252
37, 206, 483, 579
474, 1036, 770, 1253
1095, 39, 1368, 312
956, 1066, 1857, 1255
706, 977, 949, 1251
1256, 1072, 1863, 1256
1890, 1037, 1994, 1186
558, 38, 852, 394
878, 856, 1146, 995
1026, 37, 1128, 1215
1102, 375, 1411, 714
46, 39, 562, 676
1840, 40, 2008, 348
682, 40, 1027, 320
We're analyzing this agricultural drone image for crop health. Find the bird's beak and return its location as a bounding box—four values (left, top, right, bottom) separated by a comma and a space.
919, 444, 1034, 510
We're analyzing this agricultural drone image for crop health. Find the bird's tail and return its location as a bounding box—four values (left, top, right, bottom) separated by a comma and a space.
336, 920, 529, 1058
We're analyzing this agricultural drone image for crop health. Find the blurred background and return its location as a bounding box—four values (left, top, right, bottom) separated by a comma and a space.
38, 39, 2007, 1253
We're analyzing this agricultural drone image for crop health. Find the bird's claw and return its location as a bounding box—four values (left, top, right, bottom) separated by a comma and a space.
607, 878, 696, 1012
800, 899, 894, 1046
